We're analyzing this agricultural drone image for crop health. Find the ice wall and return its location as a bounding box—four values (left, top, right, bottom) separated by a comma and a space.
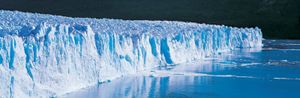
0, 10, 262, 98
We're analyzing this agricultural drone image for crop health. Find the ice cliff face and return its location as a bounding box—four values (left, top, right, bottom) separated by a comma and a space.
0, 10, 262, 98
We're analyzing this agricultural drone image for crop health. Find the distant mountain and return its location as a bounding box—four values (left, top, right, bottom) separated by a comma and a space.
0, 0, 299, 39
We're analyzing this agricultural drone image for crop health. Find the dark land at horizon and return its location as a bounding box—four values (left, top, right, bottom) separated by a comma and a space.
0, 0, 299, 39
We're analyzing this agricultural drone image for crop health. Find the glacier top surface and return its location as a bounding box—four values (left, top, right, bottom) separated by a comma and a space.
0, 10, 260, 37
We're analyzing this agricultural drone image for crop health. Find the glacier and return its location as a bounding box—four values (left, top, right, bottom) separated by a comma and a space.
0, 10, 262, 98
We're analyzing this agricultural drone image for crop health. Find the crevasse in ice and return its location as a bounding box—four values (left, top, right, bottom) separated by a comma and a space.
0, 10, 262, 98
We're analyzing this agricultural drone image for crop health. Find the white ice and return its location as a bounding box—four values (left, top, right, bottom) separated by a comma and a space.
0, 10, 262, 98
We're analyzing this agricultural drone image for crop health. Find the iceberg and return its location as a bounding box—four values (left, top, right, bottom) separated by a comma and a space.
0, 10, 262, 98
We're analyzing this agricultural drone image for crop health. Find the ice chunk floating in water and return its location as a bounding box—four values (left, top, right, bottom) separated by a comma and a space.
0, 10, 262, 98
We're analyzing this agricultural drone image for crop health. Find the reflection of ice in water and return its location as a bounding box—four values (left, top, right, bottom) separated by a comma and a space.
63, 75, 300, 98
62, 76, 216, 98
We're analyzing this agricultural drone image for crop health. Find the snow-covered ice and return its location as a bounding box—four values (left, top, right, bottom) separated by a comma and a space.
0, 10, 262, 98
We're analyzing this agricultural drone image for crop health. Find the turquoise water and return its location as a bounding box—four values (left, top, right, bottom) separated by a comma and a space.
62, 40, 300, 98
